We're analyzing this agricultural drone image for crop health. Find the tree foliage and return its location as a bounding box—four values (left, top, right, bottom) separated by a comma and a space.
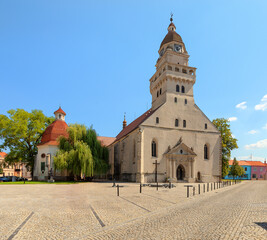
229, 158, 246, 179
212, 118, 238, 178
0, 109, 54, 174
54, 124, 109, 179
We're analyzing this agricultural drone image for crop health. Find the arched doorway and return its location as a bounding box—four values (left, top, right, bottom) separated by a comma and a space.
177, 164, 185, 180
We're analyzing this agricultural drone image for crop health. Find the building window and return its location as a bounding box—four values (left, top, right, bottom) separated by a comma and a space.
183, 120, 186, 128
156, 117, 159, 124
260, 167, 263, 171
245, 167, 247, 171
252, 174, 257, 178
160, 88, 162, 95
157, 91, 159, 97
151, 141, 157, 157
185, 99, 187, 104
204, 144, 209, 159
59, 114, 62, 119
205, 123, 207, 129
41, 162, 45, 172
174, 97, 177, 103
260, 175, 263, 178
176, 85, 180, 92
254, 167, 257, 171
181, 86, 185, 93
175, 119, 179, 127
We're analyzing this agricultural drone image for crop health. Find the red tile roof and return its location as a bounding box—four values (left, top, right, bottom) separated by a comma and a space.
229, 160, 266, 166
97, 136, 116, 147
115, 109, 155, 142
229, 160, 251, 166
0, 152, 7, 158
54, 107, 66, 115
38, 120, 68, 146
244, 161, 266, 166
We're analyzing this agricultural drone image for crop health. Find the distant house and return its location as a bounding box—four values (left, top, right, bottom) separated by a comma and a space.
225, 160, 267, 180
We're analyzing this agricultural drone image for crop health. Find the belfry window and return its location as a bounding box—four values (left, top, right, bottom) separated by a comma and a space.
183, 120, 186, 128
156, 117, 159, 124
175, 119, 179, 127
176, 85, 180, 92
160, 88, 162, 95
204, 144, 209, 159
181, 86, 185, 93
152, 141, 157, 157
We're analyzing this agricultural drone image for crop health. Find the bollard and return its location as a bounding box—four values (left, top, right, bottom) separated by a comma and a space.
187, 186, 190, 198
211, 182, 213, 191
169, 182, 171, 189
214, 182, 216, 190
117, 185, 120, 196
207, 183, 209, 192
203, 183, 205, 193
157, 182, 158, 191
217, 182, 218, 189
198, 184, 200, 195
193, 187, 195, 196
140, 183, 142, 193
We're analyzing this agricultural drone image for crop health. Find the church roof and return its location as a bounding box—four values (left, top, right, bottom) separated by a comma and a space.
97, 136, 116, 147
39, 120, 69, 146
115, 109, 155, 141
54, 107, 66, 116
160, 30, 184, 49
0, 152, 7, 158
229, 160, 266, 166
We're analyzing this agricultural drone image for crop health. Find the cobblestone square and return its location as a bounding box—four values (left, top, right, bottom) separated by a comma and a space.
0, 181, 266, 239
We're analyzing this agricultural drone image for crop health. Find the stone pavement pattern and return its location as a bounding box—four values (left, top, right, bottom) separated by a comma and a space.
0, 181, 266, 239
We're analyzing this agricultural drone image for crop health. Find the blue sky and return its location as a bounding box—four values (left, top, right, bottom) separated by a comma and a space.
0, 0, 266, 162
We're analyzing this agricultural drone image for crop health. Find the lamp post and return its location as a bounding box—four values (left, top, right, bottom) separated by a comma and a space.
153, 160, 160, 183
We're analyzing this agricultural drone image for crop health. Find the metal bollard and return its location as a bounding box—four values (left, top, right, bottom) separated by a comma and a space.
214, 182, 216, 190
211, 182, 213, 191
187, 186, 190, 198
169, 182, 171, 189
193, 187, 195, 196
207, 183, 209, 192
217, 182, 218, 189
157, 182, 158, 191
117, 185, 119, 196
203, 183, 205, 193
198, 184, 200, 195
140, 183, 142, 193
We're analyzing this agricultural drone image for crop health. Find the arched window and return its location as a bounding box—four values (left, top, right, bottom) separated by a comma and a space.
205, 123, 207, 129
176, 85, 180, 92
160, 88, 162, 95
204, 144, 209, 159
181, 86, 185, 93
157, 91, 159, 97
183, 120, 186, 128
156, 117, 159, 124
185, 99, 187, 104
175, 119, 179, 127
59, 114, 62, 119
151, 141, 157, 157
174, 97, 177, 103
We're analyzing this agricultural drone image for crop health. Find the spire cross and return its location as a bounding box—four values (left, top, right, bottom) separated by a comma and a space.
170, 12, 173, 22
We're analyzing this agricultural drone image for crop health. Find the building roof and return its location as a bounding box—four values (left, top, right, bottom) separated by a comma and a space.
160, 30, 184, 48
38, 120, 69, 146
54, 107, 66, 116
97, 136, 116, 147
0, 152, 7, 158
115, 109, 155, 142
229, 160, 266, 167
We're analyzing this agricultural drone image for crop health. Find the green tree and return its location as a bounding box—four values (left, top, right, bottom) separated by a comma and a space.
229, 158, 245, 179
212, 118, 238, 178
0, 109, 54, 175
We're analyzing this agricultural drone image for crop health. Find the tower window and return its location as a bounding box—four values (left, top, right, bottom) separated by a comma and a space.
174, 97, 177, 103
181, 86, 185, 93
152, 141, 157, 157
183, 120, 186, 128
175, 119, 179, 127
156, 117, 159, 124
185, 99, 187, 104
182, 69, 187, 74
59, 114, 62, 119
157, 91, 159, 97
205, 123, 207, 129
204, 144, 209, 159
160, 88, 162, 95
175, 67, 179, 72
176, 85, 180, 92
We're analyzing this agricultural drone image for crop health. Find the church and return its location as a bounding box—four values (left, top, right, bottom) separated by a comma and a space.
108, 18, 222, 183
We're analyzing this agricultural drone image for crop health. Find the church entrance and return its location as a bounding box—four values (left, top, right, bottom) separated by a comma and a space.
176, 164, 185, 180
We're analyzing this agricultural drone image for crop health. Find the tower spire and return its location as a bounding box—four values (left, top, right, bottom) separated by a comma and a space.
123, 113, 127, 129
170, 12, 173, 23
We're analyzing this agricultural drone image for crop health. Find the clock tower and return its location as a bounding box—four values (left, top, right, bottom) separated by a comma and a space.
150, 17, 196, 110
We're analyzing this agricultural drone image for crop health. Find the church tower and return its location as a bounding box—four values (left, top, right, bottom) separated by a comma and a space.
150, 16, 196, 110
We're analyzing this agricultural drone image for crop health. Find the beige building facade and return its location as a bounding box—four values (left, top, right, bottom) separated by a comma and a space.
108, 19, 222, 183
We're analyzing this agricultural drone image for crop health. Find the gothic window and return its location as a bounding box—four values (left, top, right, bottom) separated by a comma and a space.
175, 119, 179, 127
152, 141, 157, 157
156, 117, 159, 124
176, 85, 180, 92
205, 123, 207, 129
183, 120, 186, 128
160, 88, 162, 95
185, 99, 187, 104
174, 97, 177, 103
204, 144, 209, 159
181, 86, 185, 93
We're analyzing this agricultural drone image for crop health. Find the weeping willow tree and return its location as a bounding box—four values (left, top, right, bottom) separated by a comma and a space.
54, 124, 109, 179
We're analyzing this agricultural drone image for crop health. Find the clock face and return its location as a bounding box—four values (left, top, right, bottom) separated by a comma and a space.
174, 44, 182, 53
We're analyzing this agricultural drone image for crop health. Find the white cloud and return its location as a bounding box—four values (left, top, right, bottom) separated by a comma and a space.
228, 117, 237, 122
248, 130, 258, 134
245, 139, 267, 149
263, 123, 267, 130
236, 101, 247, 110
236, 156, 266, 161
231, 134, 236, 138
255, 94, 267, 111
